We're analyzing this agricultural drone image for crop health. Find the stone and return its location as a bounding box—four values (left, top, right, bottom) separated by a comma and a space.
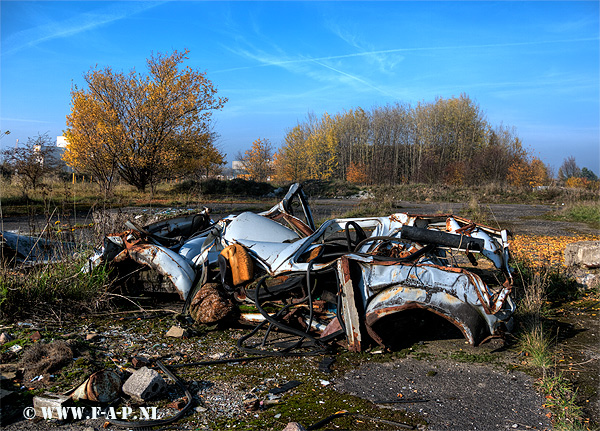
0, 332, 13, 345
167, 397, 188, 410
33, 393, 72, 419
165, 326, 189, 338
564, 241, 600, 268
86, 333, 99, 341
122, 366, 165, 401
578, 273, 600, 289
132, 356, 151, 369
244, 398, 259, 411
282, 422, 307, 431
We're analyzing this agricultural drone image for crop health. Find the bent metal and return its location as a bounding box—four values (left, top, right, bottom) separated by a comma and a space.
86, 183, 515, 352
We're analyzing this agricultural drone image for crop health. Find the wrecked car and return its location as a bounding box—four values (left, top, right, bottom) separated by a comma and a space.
86, 183, 515, 352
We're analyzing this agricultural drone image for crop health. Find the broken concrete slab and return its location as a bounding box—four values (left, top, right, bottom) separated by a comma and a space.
565, 241, 600, 268
166, 326, 189, 338
33, 393, 72, 419
122, 366, 165, 401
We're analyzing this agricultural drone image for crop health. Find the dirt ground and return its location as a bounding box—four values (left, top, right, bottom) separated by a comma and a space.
1, 197, 598, 430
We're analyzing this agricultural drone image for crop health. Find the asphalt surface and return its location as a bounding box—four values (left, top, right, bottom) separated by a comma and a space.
335, 357, 551, 431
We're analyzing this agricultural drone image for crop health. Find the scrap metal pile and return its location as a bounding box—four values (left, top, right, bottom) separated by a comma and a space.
85, 183, 516, 353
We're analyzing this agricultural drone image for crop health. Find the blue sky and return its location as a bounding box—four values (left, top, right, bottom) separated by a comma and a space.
1, 1, 598, 175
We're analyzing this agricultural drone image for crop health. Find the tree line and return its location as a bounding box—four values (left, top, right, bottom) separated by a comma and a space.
2, 50, 597, 193
272, 95, 547, 187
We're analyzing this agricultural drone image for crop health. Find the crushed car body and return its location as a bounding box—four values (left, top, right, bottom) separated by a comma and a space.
86, 183, 515, 352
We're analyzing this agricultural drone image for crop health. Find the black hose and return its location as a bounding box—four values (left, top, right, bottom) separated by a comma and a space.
104, 360, 193, 428
307, 411, 415, 430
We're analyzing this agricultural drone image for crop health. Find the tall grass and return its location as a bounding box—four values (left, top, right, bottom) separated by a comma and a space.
0, 253, 112, 321
513, 258, 587, 429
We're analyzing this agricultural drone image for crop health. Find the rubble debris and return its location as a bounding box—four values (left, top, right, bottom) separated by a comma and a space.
269, 380, 302, 395
8, 344, 22, 353
0, 332, 13, 344
122, 366, 166, 401
86, 183, 516, 354
85, 332, 99, 341
282, 422, 307, 431
244, 398, 260, 411
167, 397, 188, 410
106, 360, 193, 429
131, 356, 151, 369
165, 326, 189, 338
72, 370, 121, 403
318, 357, 335, 374
565, 241, 600, 268
33, 393, 72, 419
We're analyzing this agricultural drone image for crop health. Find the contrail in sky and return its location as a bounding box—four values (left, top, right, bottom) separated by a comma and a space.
215, 37, 598, 73
311, 60, 394, 97
2, 2, 166, 56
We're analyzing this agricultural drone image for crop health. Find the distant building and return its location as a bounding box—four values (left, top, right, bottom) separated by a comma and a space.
232, 160, 247, 178
33, 136, 70, 172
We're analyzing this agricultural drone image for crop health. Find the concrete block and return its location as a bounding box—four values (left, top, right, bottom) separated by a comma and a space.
122, 366, 165, 401
565, 241, 600, 268
282, 422, 307, 431
33, 393, 72, 419
165, 326, 189, 338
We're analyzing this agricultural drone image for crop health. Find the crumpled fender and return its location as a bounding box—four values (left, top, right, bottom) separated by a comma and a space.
113, 243, 196, 300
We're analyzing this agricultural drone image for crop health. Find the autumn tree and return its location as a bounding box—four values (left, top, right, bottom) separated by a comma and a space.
346, 162, 369, 184
239, 138, 273, 181
507, 156, 549, 187
274, 125, 309, 182
558, 156, 580, 181
276, 96, 526, 186
2, 133, 59, 191
64, 49, 227, 192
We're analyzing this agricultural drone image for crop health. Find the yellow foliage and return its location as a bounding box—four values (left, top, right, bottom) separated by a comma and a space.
64, 49, 226, 192
240, 138, 273, 181
511, 234, 600, 268
507, 157, 548, 187
565, 176, 588, 189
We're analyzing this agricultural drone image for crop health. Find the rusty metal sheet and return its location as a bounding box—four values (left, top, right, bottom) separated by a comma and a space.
338, 256, 364, 352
